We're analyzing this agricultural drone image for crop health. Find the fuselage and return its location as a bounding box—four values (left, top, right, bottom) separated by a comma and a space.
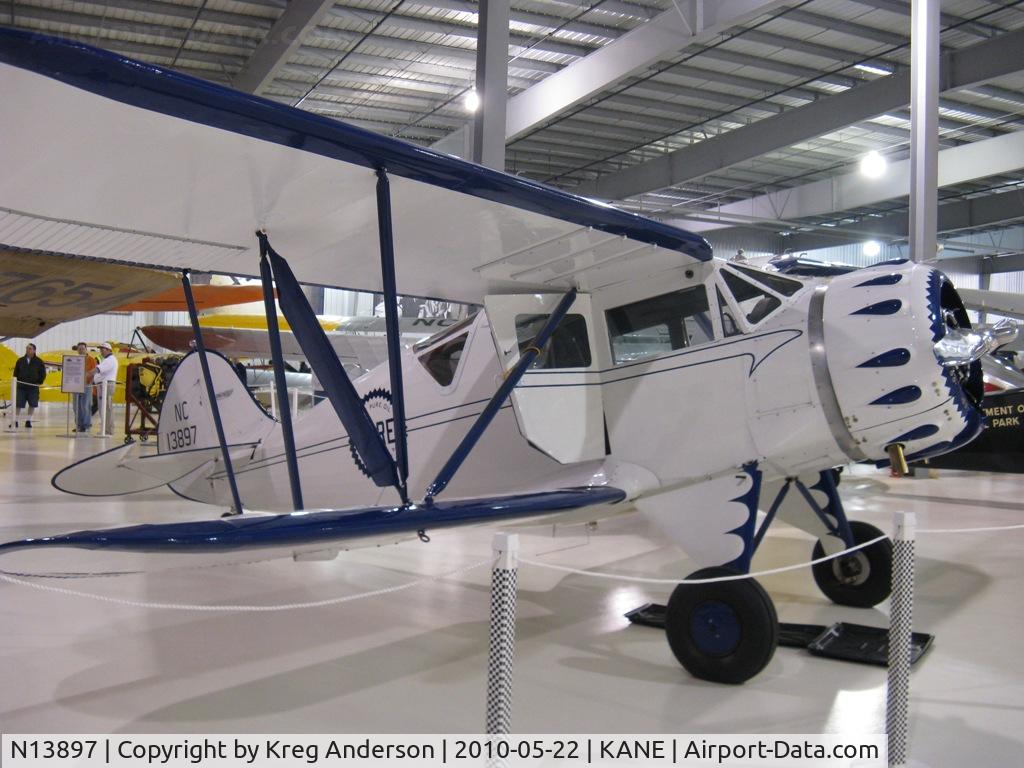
167, 258, 983, 512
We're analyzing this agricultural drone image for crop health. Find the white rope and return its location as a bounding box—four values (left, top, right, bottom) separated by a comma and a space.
917, 523, 1024, 534
0, 547, 326, 580
0, 558, 490, 612
519, 519, 1024, 585
520, 536, 889, 585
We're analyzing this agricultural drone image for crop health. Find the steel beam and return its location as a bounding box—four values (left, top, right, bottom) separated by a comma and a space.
771, 188, 1024, 252
577, 25, 1024, 201
505, 0, 792, 141
670, 129, 1024, 234
233, 0, 338, 94
431, 0, 791, 155
909, 0, 939, 263
472, 0, 510, 169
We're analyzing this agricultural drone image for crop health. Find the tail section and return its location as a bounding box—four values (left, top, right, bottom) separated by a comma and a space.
51, 351, 274, 499
158, 350, 275, 455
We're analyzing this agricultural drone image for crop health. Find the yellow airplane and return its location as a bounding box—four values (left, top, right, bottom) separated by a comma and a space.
0, 341, 148, 405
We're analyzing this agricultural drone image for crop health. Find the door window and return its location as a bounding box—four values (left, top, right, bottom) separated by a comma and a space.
606, 286, 713, 364
515, 313, 592, 369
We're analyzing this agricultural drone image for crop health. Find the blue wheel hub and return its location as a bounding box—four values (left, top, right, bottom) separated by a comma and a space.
689, 600, 741, 657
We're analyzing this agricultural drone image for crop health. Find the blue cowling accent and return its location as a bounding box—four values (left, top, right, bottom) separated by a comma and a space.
890, 424, 940, 443
0, 487, 626, 554
0, 28, 712, 263
266, 246, 399, 490
851, 299, 902, 316
855, 273, 903, 287
925, 269, 946, 342
721, 463, 761, 574
857, 348, 911, 368
875, 270, 985, 468
871, 386, 922, 405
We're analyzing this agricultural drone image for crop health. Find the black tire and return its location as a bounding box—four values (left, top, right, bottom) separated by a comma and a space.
665, 567, 779, 684
811, 520, 892, 608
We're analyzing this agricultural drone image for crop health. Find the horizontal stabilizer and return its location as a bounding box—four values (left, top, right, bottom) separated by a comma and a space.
3, 486, 626, 554
52, 441, 259, 497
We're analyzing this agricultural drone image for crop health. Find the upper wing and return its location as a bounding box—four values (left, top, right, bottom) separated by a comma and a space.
0, 30, 711, 305
0, 247, 178, 338
0, 486, 626, 554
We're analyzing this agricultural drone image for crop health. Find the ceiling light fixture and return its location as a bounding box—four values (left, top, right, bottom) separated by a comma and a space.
863, 241, 882, 258
854, 63, 892, 76
860, 150, 887, 178
464, 90, 480, 112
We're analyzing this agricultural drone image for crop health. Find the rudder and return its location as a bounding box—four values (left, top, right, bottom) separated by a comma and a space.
158, 350, 275, 456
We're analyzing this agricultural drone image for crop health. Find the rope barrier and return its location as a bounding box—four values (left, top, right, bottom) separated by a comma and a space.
518, 521, 1024, 585
0, 558, 490, 612
520, 536, 889, 585
916, 522, 1024, 533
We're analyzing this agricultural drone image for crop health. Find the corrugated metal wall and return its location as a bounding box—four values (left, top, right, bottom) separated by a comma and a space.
794, 241, 907, 267
703, 231, 779, 260
322, 288, 374, 317
990, 272, 1024, 293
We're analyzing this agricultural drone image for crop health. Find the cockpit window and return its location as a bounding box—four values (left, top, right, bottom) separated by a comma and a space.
717, 287, 742, 338
721, 270, 781, 325
413, 311, 477, 352
733, 264, 803, 296
606, 286, 713, 364
515, 313, 592, 369
418, 334, 467, 386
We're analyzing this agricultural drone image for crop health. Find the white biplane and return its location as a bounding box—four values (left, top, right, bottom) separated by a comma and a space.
0, 30, 996, 683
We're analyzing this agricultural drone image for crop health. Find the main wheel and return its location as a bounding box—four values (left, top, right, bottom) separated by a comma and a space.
811, 520, 892, 608
665, 567, 778, 684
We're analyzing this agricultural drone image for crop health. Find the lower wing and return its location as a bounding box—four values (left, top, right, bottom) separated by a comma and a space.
0, 486, 626, 555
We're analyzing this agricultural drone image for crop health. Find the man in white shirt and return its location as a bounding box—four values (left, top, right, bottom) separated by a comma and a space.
94, 341, 118, 435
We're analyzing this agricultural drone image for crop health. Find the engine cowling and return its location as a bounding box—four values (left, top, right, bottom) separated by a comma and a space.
819, 261, 984, 465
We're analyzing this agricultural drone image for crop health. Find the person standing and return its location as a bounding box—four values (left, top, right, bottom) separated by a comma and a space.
94, 341, 118, 435
13, 343, 47, 428
73, 342, 97, 433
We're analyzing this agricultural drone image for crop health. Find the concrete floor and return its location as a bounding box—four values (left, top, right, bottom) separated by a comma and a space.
1, 406, 1022, 765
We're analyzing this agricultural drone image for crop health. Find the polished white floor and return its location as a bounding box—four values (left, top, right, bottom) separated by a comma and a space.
1, 406, 1022, 766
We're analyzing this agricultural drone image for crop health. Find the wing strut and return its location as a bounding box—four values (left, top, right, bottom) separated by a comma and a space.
375, 168, 409, 502
181, 271, 245, 515
261, 235, 401, 493
257, 233, 304, 511
425, 288, 578, 502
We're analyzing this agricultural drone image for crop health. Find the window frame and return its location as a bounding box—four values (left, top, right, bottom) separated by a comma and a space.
604, 284, 716, 366
514, 312, 593, 370
415, 320, 476, 392
718, 265, 793, 330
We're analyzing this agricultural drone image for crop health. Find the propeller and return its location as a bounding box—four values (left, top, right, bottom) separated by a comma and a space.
934, 319, 1019, 368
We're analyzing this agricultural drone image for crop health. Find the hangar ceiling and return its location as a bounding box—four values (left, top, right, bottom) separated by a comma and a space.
6, 0, 1024, 264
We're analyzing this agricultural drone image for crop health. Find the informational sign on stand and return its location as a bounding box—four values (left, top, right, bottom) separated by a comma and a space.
60, 354, 86, 394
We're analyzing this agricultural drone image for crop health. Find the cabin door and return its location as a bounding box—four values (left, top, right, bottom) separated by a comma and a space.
484, 293, 605, 464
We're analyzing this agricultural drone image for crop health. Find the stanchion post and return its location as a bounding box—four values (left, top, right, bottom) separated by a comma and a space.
8, 377, 16, 429
887, 511, 916, 767
486, 532, 519, 735
98, 380, 108, 436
